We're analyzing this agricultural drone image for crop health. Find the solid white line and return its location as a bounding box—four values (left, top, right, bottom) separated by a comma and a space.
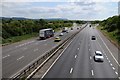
70, 68, 73, 73
3, 55, 10, 59
91, 70, 94, 76
17, 56, 24, 60
97, 31, 120, 67
115, 71, 118, 75
112, 67, 115, 70
41, 38, 74, 78
75, 55, 77, 58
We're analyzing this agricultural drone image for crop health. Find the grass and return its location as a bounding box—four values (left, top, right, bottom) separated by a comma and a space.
97, 26, 120, 47
2, 33, 38, 45
2, 28, 62, 46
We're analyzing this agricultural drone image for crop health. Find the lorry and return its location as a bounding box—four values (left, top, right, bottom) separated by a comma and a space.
39, 28, 54, 39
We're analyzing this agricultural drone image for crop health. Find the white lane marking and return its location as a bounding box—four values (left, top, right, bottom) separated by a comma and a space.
91, 70, 94, 76
97, 32, 120, 67
110, 63, 113, 66
89, 49, 90, 51
34, 49, 38, 52
23, 47, 27, 50
106, 57, 109, 60
112, 67, 115, 70
44, 44, 47, 45
90, 56, 92, 60
78, 48, 79, 50
17, 56, 24, 60
35, 42, 38, 45
41, 37, 74, 78
115, 71, 118, 75
118, 77, 120, 79
70, 68, 73, 73
108, 60, 111, 63
75, 55, 77, 58
3, 55, 10, 59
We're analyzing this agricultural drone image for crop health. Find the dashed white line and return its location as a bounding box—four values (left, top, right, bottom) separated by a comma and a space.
106, 57, 109, 60
70, 68, 73, 73
89, 49, 90, 51
78, 48, 79, 50
108, 60, 111, 63
75, 55, 77, 58
90, 56, 92, 60
17, 56, 24, 60
23, 47, 27, 50
115, 71, 118, 75
91, 70, 94, 76
112, 67, 115, 70
44, 44, 47, 45
110, 63, 113, 66
3, 55, 10, 59
98, 32, 120, 67
34, 49, 38, 52
41, 38, 75, 78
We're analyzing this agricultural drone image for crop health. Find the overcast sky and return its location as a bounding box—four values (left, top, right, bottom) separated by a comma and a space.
1, 0, 119, 20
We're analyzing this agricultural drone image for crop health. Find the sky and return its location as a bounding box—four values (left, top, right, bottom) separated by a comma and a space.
1, 0, 119, 20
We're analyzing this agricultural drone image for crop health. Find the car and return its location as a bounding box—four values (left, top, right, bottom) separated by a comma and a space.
66, 30, 69, 33
54, 37, 61, 42
94, 51, 104, 62
59, 33, 63, 36
90, 25, 91, 27
91, 36, 96, 40
71, 28, 73, 30
77, 28, 79, 29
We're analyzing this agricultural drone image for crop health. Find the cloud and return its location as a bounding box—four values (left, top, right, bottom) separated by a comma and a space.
1, 1, 118, 20
2, 0, 119, 2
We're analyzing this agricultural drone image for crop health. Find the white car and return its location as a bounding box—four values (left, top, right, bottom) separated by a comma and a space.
59, 33, 63, 36
94, 51, 104, 62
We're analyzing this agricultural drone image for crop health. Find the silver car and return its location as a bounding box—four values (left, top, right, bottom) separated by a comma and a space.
94, 51, 104, 62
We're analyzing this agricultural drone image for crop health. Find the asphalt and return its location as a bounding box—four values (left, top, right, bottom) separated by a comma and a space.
43, 24, 119, 78
2, 24, 84, 78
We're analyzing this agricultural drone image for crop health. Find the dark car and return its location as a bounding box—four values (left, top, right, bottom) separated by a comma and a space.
91, 36, 96, 40
71, 28, 73, 30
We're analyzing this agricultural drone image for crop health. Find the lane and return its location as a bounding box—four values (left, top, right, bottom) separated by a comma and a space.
42, 24, 118, 78
43, 25, 92, 78
89, 25, 118, 78
90, 25, 119, 75
2, 24, 85, 78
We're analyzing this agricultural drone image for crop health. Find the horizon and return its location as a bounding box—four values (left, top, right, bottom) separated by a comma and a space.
2, 1, 119, 20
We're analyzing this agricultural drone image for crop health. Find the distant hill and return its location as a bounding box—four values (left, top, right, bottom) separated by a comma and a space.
45, 18, 68, 21
0, 17, 68, 21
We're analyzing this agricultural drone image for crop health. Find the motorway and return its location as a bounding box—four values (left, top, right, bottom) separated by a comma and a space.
42, 24, 119, 78
2, 24, 83, 78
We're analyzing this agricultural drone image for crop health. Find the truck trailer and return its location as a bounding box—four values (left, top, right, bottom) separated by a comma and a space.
39, 28, 54, 39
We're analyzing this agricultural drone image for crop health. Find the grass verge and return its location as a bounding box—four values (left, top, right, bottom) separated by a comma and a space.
97, 26, 120, 49
2, 33, 38, 46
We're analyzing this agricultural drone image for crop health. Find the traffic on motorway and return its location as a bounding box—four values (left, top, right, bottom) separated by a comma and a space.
2, 24, 119, 79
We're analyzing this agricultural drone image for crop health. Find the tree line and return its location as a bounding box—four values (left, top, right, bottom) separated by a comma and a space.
2, 19, 73, 39
99, 15, 120, 42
